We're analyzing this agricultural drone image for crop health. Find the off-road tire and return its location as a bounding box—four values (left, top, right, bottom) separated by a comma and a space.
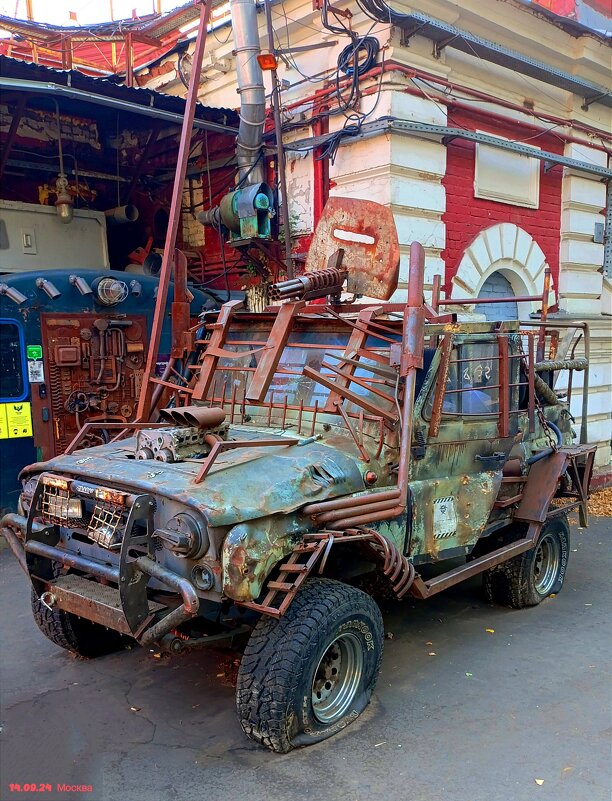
31, 586, 128, 658
236, 578, 384, 753
483, 515, 570, 608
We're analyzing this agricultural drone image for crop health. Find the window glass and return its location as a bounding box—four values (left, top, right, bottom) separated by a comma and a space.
0, 321, 26, 401
424, 341, 499, 418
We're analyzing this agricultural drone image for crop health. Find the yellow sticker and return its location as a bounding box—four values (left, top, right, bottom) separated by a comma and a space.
4, 401, 33, 438
0, 405, 8, 439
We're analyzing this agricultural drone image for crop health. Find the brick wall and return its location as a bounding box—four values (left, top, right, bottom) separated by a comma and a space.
442, 109, 564, 297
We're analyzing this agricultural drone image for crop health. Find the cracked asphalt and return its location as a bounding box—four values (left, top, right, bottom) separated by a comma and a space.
1, 517, 610, 801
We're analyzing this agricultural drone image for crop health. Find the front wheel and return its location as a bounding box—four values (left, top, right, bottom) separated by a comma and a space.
236, 578, 384, 753
483, 515, 570, 608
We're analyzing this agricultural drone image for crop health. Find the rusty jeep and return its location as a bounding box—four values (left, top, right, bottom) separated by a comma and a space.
1, 200, 596, 753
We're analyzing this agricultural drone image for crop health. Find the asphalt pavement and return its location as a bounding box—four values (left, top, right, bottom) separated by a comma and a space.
1, 518, 610, 801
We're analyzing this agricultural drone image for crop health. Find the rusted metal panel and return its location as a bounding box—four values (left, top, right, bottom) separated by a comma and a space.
304, 197, 400, 300
514, 450, 569, 523
42, 574, 134, 635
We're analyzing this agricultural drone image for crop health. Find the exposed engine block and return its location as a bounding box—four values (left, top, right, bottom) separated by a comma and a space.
135, 425, 228, 463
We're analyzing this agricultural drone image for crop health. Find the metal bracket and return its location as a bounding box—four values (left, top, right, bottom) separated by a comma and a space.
434, 34, 459, 59
119, 493, 156, 636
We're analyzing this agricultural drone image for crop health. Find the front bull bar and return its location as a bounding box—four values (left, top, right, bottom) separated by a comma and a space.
1, 512, 200, 646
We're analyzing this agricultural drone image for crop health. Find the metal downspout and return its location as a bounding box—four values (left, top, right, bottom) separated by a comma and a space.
230, 0, 266, 185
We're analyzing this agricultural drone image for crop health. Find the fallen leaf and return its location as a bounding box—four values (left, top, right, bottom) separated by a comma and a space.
563, 766, 574, 774
425, 641, 433, 645
152, 653, 162, 659
385, 632, 394, 640
535, 779, 544, 786
374, 741, 386, 747
130, 706, 141, 712
485, 628, 495, 634
428, 652, 436, 656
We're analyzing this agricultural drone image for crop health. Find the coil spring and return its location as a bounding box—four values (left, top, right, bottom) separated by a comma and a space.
346, 527, 416, 599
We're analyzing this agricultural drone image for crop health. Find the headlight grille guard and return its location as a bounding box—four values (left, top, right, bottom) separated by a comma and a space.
24, 474, 200, 643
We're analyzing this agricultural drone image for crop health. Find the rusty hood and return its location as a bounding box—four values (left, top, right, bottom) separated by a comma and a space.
21, 434, 366, 527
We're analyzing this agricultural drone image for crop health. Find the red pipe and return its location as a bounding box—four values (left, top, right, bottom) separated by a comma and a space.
282, 60, 612, 150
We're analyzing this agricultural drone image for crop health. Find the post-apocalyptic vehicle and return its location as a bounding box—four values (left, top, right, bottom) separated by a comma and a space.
1, 199, 596, 753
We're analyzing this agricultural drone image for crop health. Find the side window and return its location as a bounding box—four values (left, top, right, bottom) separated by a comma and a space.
424, 340, 499, 418
458, 341, 499, 415
0, 320, 27, 402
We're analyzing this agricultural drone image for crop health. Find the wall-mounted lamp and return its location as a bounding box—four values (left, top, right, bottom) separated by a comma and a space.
69, 274, 93, 295
129, 279, 142, 297
0, 283, 28, 304
36, 277, 61, 299
55, 174, 74, 225
95, 277, 128, 306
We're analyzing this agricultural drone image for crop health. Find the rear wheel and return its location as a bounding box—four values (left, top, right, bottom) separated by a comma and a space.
236, 578, 384, 753
483, 515, 570, 608
31, 585, 129, 658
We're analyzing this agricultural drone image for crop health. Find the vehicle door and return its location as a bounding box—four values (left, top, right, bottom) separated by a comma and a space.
408, 331, 519, 561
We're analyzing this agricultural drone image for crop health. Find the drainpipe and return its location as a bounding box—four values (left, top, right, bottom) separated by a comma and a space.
230, 0, 265, 185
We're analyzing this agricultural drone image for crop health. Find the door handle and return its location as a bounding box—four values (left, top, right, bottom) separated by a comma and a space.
475, 452, 505, 469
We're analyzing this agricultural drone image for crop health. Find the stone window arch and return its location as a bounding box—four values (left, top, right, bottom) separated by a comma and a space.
450, 223, 553, 318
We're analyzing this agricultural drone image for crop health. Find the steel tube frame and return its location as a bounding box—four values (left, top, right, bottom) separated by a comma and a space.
137, 0, 213, 421
25, 539, 120, 583
520, 320, 591, 445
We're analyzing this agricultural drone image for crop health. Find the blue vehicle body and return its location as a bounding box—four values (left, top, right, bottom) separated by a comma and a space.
0, 269, 214, 513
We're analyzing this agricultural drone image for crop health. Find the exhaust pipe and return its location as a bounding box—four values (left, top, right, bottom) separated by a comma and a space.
105, 204, 139, 226
230, 0, 265, 185
159, 406, 227, 429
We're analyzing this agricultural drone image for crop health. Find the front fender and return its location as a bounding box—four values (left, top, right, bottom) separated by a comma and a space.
222, 515, 306, 602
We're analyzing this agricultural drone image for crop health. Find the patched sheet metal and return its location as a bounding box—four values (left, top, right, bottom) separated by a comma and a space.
409, 471, 502, 559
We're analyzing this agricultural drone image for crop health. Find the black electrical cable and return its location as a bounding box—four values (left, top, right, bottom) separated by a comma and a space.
337, 36, 379, 77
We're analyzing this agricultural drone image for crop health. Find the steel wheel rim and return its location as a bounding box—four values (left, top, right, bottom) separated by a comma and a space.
533, 533, 561, 595
311, 632, 363, 724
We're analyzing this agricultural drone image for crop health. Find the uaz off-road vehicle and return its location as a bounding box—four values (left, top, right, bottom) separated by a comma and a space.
2, 200, 596, 753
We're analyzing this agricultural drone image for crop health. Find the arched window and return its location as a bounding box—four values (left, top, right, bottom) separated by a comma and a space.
477, 272, 518, 320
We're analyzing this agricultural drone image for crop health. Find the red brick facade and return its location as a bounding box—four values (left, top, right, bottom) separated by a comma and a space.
442, 109, 564, 297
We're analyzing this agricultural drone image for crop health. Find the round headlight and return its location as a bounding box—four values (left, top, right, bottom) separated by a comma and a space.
155, 513, 208, 559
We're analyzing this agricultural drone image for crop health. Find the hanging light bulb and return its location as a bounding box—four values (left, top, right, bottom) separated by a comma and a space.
55, 174, 73, 224
53, 101, 73, 224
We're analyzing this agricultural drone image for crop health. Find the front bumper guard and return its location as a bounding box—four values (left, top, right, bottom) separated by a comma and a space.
1, 511, 200, 647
